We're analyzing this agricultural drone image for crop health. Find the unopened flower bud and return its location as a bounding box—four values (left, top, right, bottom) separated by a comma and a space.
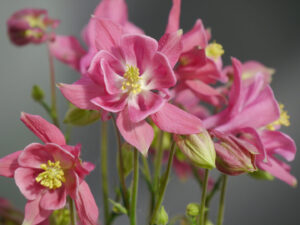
109, 199, 127, 215
186, 203, 200, 217
31, 85, 44, 102
7, 8, 59, 46
155, 206, 168, 225
174, 130, 216, 169
249, 170, 274, 181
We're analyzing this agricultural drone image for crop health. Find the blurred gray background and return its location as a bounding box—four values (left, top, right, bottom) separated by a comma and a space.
0, 0, 300, 224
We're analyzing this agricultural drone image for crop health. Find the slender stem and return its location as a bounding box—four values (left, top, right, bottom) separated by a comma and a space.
100, 122, 110, 225
68, 197, 76, 225
130, 149, 139, 225
191, 166, 203, 188
153, 130, 164, 192
150, 142, 176, 225
47, 44, 59, 127
199, 169, 209, 225
111, 115, 129, 209
217, 175, 228, 225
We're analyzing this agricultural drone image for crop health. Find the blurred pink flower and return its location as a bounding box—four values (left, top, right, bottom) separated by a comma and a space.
0, 113, 98, 225
7, 8, 59, 46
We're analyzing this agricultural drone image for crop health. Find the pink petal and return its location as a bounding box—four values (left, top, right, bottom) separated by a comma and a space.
94, 0, 128, 24
40, 188, 67, 210
127, 91, 165, 122
257, 157, 297, 187
64, 170, 79, 199
21, 113, 66, 145
58, 76, 105, 111
14, 168, 42, 200
94, 18, 123, 51
165, 0, 181, 33
123, 22, 144, 34
74, 181, 99, 225
91, 93, 127, 112
120, 34, 158, 74
151, 102, 203, 134
182, 19, 208, 52
117, 109, 154, 155
18, 143, 54, 169
0, 151, 21, 177
143, 52, 176, 90
261, 130, 296, 161
158, 30, 183, 68
23, 195, 52, 225
185, 80, 221, 97
49, 35, 86, 71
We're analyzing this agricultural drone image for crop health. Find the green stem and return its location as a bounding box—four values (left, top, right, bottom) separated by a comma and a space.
111, 115, 129, 209
101, 122, 110, 225
153, 130, 164, 193
191, 166, 203, 188
217, 175, 228, 225
150, 142, 176, 225
68, 197, 76, 225
47, 44, 59, 127
199, 169, 209, 225
130, 149, 139, 225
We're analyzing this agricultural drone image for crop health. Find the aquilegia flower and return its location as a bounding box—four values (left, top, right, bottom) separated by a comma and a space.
7, 9, 59, 46
0, 113, 98, 225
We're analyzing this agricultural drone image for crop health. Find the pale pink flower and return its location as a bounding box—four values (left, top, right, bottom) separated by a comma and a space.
7, 9, 59, 46
0, 113, 98, 225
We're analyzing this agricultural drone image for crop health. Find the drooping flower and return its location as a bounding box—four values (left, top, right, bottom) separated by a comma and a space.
59, 17, 203, 155
0, 113, 98, 225
203, 58, 297, 185
7, 9, 59, 46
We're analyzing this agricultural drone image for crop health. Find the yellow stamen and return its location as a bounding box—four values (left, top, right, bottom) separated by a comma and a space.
24, 15, 46, 30
121, 65, 142, 94
205, 42, 224, 59
266, 104, 290, 131
24, 29, 43, 38
36, 160, 65, 190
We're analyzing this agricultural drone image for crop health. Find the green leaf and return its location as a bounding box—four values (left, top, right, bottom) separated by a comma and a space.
64, 104, 101, 126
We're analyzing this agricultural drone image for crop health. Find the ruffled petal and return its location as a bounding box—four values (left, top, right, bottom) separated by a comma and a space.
74, 181, 99, 225
40, 187, 67, 210
20, 113, 66, 145
151, 102, 203, 134
117, 109, 154, 155
0, 150, 21, 177
91, 93, 127, 112
127, 91, 165, 122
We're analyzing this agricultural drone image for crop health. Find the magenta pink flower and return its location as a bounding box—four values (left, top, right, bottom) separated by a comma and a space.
0, 113, 98, 225
59, 16, 202, 155
7, 9, 59, 46
204, 58, 297, 185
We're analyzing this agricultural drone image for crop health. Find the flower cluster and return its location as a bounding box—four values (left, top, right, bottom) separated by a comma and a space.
1, 0, 297, 224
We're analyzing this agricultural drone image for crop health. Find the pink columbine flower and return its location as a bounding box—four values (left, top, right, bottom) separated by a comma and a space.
59, 16, 203, 155
7, 9, 59, 46
0, 113, 98, 225
204, 58, 297, 185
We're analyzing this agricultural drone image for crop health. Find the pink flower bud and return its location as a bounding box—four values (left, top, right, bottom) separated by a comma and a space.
7, 8, 59, 46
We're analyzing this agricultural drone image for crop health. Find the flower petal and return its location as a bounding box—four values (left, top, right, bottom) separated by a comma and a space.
58, 76, 105, 111
91, 93, 127, 113
151, 102, 203, 134
49, 35, 86, 71
14, 167, 42, 200
23, 195, 52, 225
165, 0, 181, 33
40, 187, 67, 210
21, 113, 66, 145
0, 151, 21, 177
64, 170, 79, 199
185, 80, 221, 97
117, 109, 154, 155
127, 91, 165, 122
94, 0, 128, 24
74, 181, 99, 225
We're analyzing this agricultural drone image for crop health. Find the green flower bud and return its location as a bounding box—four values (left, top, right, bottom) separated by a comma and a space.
205, 220, 214, 225
175, 130, 216, 169
109, 199, 127, 215
52, 208, 70, 225
249, 170, 274, 181
64, 104, 101, 126
31, 85, 44, 102
186, 203, 200, 217
155, 206, 168, 225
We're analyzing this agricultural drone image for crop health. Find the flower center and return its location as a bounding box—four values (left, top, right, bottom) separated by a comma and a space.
266, 103, 290, 131
25, 15, 46, 30
205, 42, 224, 59
36, 160, 65, 190
121, 65, 142, 94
